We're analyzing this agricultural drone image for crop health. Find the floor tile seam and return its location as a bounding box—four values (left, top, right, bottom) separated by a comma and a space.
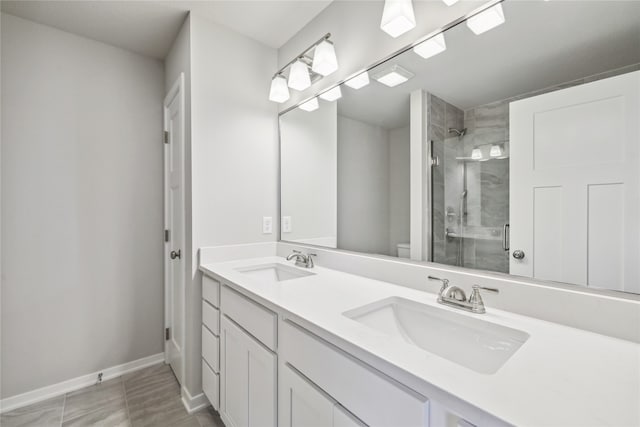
122, 377, 133, 426
61, 380, 127, 425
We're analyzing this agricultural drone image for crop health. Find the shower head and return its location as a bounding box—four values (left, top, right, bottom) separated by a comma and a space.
448, 128, 467, 138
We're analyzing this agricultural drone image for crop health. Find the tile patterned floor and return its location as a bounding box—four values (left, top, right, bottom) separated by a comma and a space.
1, 364, 224, 427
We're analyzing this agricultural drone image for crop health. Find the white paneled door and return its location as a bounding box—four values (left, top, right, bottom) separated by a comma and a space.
510, 71, 639, 293
164, 73, 186, 383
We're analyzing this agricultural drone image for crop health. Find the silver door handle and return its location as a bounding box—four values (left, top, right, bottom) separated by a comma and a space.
512, 250, 525, 260
170, 250, 181, 260
502, 223, 510, 251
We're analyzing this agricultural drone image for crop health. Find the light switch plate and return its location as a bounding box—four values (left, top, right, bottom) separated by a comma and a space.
282, 216, 292, 233
262, 216, 273, 234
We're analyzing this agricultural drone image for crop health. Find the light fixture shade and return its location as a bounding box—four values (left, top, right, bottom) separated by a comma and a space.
288, 59, 311, 91
471, 148, 483, 160
380, 0, 416, 38
319, 86, 342, 102
299, 97, 319, 112
413, 33, 447, 59
490, 144, 503, 157
268, 75, 290, 103
466, 3, 505, 35
312, 40, 338, 77
345, 72, 370, 89
373, 64, 414, 87
442, 0, 459, 5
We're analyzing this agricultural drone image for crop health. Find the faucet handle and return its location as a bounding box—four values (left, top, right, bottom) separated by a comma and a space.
473, 285, 499, 293
306, 253, 317, 268
468, 285, 499, 314
428, 275, 449, 285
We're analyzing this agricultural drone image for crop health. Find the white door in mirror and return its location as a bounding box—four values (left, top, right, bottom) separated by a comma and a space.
510, 71, 639, 293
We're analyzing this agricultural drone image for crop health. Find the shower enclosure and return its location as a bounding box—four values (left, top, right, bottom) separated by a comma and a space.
425, 93, 510, 274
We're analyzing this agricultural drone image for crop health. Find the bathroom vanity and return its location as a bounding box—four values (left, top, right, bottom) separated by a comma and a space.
199, 247, 639, 427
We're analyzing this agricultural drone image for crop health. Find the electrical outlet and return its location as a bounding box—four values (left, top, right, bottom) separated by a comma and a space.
262, 216, 273, 234
282, 216, 292, 233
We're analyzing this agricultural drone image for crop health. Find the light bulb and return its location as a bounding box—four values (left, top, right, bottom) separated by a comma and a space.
319, 86, 342, 102
373, 65, 414, 87
413, 33, 447, 60
288, 59, 311, 91
299, 97, 319, 112
345, 71, 370, 90
380, 0, 416, 38
442, 0, 459, 5
466, 3, 506, 35
268, 75, 290, 103
312, 40, 338, 77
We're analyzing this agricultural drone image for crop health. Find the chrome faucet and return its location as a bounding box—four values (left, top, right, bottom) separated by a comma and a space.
428, 276, 499, 314
286, 250, 317, 268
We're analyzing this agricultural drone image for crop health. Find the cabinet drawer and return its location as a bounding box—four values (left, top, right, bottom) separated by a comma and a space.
281, 321, 429, 427
202, 300, 220, 335
202, 325, 219, 372
202, 359, 219, 410
203, 275, 220, 307
221, 285, 277, 351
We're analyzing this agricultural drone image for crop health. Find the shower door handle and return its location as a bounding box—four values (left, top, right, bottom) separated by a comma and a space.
502, 223, 510, 251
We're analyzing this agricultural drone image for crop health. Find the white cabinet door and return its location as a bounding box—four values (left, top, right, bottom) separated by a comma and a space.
279, 364, 334, 427
333, 405, 366, 427
220, 316, 277, 427
510, 71, 640, 292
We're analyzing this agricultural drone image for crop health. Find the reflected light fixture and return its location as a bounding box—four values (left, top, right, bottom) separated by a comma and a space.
373, 64, 414, 87
380, 0, 416, 38
299, 97, 319, 112
312, 40, 338, 76
413, 33, 447, 60
471, 148, 483, 160
319, 86, 342, 102
268, 75, 290, 103
466, 3, 506, 35
490, 144, 503, 157
345, 71, 370, 89
442, 0, 459, 5
288, 59, 311, 91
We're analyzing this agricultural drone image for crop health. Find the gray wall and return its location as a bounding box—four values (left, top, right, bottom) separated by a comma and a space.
388, 126, 410, 256
1, 13, 165, 398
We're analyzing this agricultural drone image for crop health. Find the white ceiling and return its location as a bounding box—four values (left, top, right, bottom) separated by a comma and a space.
0, 0, 334, 59
336, 0, 640, 130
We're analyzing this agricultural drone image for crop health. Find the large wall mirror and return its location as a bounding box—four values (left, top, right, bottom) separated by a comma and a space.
280, 0, 640, 294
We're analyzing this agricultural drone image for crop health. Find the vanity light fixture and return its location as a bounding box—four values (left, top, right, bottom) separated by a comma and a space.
466, 3, 506, 35
319, 86, 342, 102
471, 148, 483, 160
268, 75, 290, 103
344, 71, 370, 89
269, 33, 338, 102
373, 64, 414, 87
312, 40, 338, 77
299, 97, 319, 112
442, 0, 459, 5
490, 144, 503, 157
380, 0, 416, 38
413, 33, 447, 60
288, 59, 312, 91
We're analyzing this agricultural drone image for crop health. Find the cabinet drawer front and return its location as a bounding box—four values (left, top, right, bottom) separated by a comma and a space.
281, 321, 429, 427
202, 326, 219, 372
203, 275, 220, 307
203, 301, 220, 335
202, 360, 220, 410
221, 285, 277, 350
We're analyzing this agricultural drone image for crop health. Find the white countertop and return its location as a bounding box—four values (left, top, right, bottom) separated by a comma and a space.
200, 256, 640, 427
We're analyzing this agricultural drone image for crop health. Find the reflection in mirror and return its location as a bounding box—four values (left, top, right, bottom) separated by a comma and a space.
279, 0, 640, 294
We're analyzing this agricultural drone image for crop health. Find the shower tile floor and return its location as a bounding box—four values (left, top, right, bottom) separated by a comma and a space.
0, 364, 224, 427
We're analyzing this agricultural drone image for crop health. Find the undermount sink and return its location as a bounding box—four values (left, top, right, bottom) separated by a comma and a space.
344, 297, 529, 374
234, 263, 315, 282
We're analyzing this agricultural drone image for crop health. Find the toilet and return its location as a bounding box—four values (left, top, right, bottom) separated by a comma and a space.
396, 243, 410, 258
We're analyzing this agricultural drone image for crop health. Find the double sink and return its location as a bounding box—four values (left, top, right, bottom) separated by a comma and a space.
234, 262, 529, 374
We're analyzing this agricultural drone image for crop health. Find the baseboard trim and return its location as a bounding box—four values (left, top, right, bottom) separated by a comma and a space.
181, 386, 209, 414
0, 353, 165, 414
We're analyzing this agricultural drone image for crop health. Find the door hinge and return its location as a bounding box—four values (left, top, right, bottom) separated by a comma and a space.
164, 229, 170, 242
165, 327, 170, 341
164, 131, 169, 144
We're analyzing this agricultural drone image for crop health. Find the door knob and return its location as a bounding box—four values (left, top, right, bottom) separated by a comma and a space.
170, 250, 181, 260
512, 250, 525, 260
